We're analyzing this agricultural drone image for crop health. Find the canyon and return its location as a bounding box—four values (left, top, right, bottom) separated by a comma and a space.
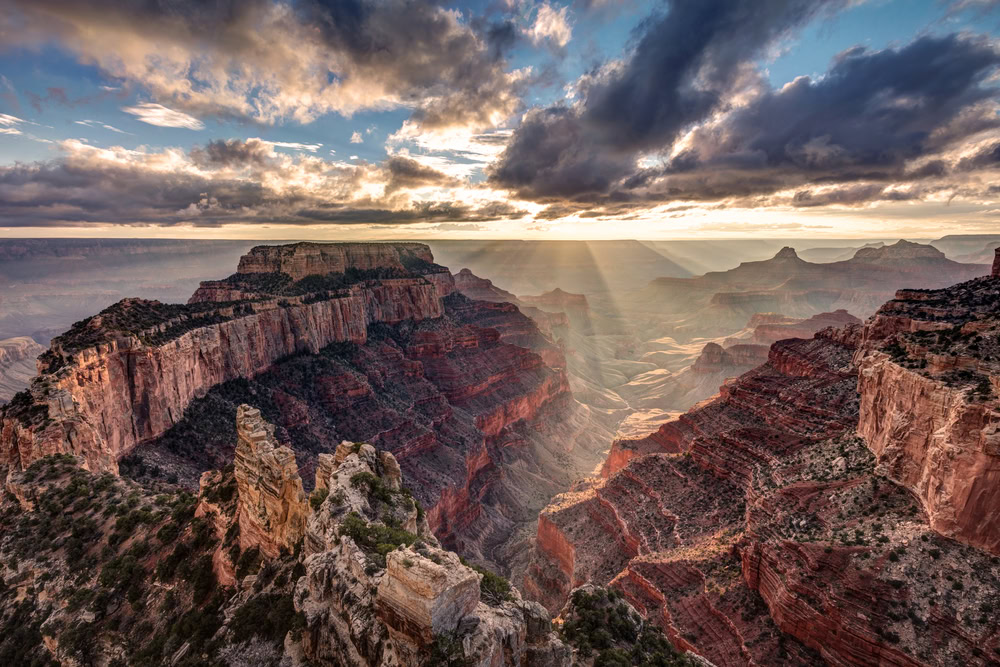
523, 254, 1000, 666
0, 242, 610, 576
2, 238, 1000, 666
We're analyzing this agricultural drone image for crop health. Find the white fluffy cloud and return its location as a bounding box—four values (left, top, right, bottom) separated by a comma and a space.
527, 3, 572, 48
122, 103, 205, 130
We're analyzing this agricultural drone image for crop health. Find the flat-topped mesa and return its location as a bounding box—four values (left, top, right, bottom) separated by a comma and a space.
0, 243, 451, 477
851, 238, 946, 263
191, 241, 455, 303
691, 342, 769, 374
236, 241, 436, 280
233, 404, 309, 559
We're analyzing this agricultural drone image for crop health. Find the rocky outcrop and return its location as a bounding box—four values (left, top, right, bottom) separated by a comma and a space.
377, 548, 480, 644
293, 429, 570, 667
0, 249, 447, 476
993, 247, 1000, 277
453, 268, 518, 303
233, 405, 309, 559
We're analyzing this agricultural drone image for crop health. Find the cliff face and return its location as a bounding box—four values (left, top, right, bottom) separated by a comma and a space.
6, 243, 607, 575
855, 276, 1000, 555
0, 279, 443, 475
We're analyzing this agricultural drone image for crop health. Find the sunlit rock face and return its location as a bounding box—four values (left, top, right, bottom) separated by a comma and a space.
855, 273, 1000, 555
233, 404, 309, 559
0, 243, 454, 476
524, 262, 1000, 666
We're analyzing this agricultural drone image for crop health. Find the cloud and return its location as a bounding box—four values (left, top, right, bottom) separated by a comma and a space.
0, 0, 525, 134
527, 3, 572, 48
0, 137, 524, 227
491, 0, 851, 198
490, 1, 1000, 213
122, 103, 205, 130
74, 119, 130, 134
256, 139, 323, 153
0, 114, 24, 127
350, 131, 363, 144
384, 156, 457, 192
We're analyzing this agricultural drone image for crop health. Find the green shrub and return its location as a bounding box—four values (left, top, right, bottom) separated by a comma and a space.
309, 488, 329, 510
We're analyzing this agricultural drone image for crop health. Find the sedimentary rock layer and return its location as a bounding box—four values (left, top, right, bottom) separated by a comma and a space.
526, 288, 1000, 667
0, 244, 450, 478
233, 404, 309, 559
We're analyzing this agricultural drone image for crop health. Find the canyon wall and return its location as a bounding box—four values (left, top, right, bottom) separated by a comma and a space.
855, 277, 1000, 555
0, 251, 446, 476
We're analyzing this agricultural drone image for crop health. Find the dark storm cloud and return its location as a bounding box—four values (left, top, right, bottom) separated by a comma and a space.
490, 0, 850, 198
490, 1, 1000, 209
681, 35, 1000, 175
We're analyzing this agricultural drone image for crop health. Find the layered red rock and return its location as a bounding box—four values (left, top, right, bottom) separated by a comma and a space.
526, 302, 1000, 666
0, 256, 446, 476
855, 276, 1000, 555
233, 404, 309, 559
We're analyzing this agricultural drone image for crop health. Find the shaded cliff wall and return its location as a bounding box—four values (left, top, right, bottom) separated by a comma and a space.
1, 280, 442, 475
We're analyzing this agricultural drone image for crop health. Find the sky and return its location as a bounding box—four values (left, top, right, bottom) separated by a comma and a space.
0, 0, 999, 240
